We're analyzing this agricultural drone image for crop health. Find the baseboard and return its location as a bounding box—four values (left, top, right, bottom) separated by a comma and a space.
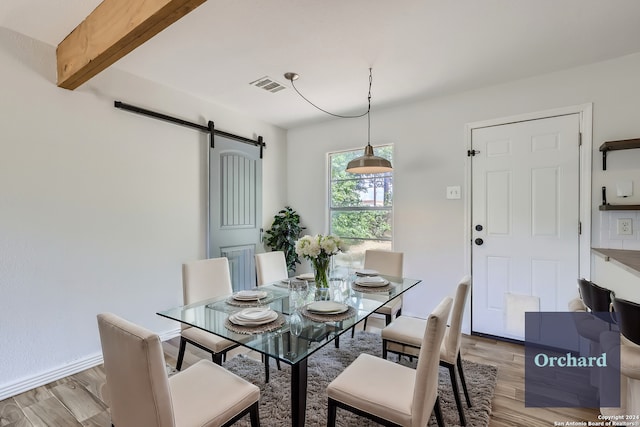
0, 352, 104, 401
0, 327, 182, 401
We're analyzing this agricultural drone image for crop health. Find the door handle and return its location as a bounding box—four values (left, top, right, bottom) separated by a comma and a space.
475, 238, 484, 246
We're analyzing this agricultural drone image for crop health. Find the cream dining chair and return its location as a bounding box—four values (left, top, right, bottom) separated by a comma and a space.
97, 312, 260, 427
352, 249, 404, 337
177, 257, 275, 381
255, 251, 288, 286
381, 276, 472, 426
327, 297, 453, 427
176, 257, 238, 370
254, 251, 286, 371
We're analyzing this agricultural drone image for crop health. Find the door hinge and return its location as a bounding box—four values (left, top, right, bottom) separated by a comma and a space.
579, 132, 582, 146
578, 222, 582, 235
467, 149, 479, 157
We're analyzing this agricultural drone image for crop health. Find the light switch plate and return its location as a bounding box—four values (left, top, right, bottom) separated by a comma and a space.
446, 186, 461, 199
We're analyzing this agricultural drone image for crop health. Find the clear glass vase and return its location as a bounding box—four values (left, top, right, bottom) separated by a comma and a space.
311, 256, 330, 289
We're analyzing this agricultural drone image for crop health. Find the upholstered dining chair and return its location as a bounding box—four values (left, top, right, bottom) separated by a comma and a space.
176, 257, 239, 371
254, 251, 285, 371
353, 249, 404, 337
381, 276, 472, 426
97, 313, 260, 427
177, 257, 276, 382
255, 251, 288, 286
327, 297, 452, 427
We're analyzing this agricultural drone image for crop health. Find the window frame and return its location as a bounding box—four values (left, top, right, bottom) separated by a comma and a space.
328, 145, 394, 244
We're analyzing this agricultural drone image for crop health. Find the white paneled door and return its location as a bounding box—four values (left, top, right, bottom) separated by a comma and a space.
471, 114, 580, 340
210, 135, 262, 292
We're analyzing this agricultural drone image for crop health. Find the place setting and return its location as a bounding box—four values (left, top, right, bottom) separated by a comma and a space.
351, 274, 394, 293
224, 307, 285, 334
224, 289, 274, 307
300, 300, 356, 322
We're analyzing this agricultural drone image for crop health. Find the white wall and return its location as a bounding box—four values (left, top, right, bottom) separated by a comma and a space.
287, 52, 640, 331
0, 28, 287, 398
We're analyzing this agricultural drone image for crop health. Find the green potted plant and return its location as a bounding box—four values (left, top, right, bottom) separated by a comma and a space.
263, 206, 305, 274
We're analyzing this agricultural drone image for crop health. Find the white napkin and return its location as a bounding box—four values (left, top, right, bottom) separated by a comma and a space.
233, 290, 268, 301
306, 301, 349, 314
229, 308, 278, 326
296, 273, 315, 281
355, 269, 379, 277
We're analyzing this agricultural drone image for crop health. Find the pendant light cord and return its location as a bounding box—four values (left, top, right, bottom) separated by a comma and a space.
289, 68, 373, 120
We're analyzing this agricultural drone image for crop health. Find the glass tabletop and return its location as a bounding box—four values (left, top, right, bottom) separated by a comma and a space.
157, 275, 422, 365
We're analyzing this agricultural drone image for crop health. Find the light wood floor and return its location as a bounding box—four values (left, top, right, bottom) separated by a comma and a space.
0, 317, 600, 426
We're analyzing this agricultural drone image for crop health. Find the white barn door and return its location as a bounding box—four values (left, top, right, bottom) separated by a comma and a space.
209, 135, 262, 292
471, 114, 580, 340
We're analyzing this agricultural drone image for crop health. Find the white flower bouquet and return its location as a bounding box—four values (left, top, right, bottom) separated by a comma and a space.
295, 234, 346, 288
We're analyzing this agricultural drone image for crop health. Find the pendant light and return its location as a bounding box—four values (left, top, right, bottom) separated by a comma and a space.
284, 69, 393, 174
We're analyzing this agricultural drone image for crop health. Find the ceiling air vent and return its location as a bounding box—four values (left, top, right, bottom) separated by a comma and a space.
249, 76, 287, 93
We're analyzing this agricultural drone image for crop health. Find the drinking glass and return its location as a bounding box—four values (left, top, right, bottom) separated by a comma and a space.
289, 279, 309, 310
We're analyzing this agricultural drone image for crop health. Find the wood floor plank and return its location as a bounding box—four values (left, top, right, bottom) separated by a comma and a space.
12, 387, 52, 409
0, 399, 31, 426
22, 397, 81, 427
49, 380, 107, 422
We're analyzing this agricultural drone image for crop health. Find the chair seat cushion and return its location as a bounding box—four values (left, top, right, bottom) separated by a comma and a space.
182, 326, 237, 353
169, 359, 259, 427
327, 353, 415, 426
382, 316, 425, 358
375, 296, 403, 316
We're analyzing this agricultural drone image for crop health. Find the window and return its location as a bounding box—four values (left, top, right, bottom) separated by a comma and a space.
329, 145, 393, 269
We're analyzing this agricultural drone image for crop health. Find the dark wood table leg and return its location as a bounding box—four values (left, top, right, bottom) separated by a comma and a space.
291, 358, 308, 427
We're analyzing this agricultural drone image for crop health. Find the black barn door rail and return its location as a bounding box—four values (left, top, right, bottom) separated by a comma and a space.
114, 101, 265, 157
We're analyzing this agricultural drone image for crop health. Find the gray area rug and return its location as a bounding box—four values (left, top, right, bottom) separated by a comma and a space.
222, 331, 497, 427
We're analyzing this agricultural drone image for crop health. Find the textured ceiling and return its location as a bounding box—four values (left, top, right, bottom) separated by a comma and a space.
3, 0, 640, 128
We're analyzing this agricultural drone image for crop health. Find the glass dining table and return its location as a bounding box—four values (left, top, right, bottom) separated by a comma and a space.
157, 275, 422, 427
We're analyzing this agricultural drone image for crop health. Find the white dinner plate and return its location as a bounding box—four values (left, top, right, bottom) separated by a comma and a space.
354, 276, 390, 287
306, 301, 349, 314
233, 290, 268, 301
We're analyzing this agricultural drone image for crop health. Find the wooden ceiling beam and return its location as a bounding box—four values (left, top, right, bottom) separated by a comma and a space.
56, 0, 207, 90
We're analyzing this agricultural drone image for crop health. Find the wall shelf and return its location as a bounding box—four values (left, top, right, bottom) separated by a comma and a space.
599, 138, 640, 170
599, 204, 640, 211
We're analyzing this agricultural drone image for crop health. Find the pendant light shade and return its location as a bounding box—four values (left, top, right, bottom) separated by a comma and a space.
284, 68, 393, 174
346, 145, 393, 174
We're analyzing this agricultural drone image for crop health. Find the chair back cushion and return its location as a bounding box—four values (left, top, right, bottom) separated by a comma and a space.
591, 281, 614, 312
363, 250, 404, 277
182, 257, 232, 304
613, 298, 640, 345
578, 278, 594, 310
97, 313, 175, 427
412, 297, 453, 427
441, 276, 471, 363
255, 251, 288, 285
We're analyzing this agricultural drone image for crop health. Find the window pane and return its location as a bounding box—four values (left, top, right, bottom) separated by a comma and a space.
333, 239, 392, 271
330, 210, 392, 240
329, 145, 393, 272
331, 176, 393, 208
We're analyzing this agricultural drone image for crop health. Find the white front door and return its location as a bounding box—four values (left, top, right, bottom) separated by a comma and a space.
209, 135, 262, 292
471, 114, 581, 340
